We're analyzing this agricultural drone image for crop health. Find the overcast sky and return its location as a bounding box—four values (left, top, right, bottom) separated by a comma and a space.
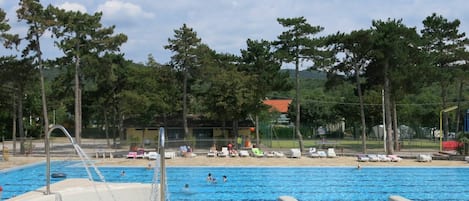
1, 0, 469, 64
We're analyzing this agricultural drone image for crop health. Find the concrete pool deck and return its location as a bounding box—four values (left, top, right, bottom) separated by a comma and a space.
7, 178, 152, 201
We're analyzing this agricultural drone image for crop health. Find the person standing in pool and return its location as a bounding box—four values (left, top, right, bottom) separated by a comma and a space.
146, 162, 152, 170
223, 175, 227, 182
120, 170, 125, 176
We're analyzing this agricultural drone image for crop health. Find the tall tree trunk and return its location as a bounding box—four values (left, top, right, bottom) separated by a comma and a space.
392, 101, 399, 151
113, 105, 118, 147
232, 120, 239, 146
183, 70, 190, 139
119, 113, 125, 142
455, 80, 463, 133
222, 120, 226, 146
441, 83, 449, 140
74, 53, 82, 145
104, 109, 110, 147
384, 61, 394, 154
255, 115, 260, 147
355, 67, 367, 153
295, 56, 304, 152
34, 33, 49, 156
17, 90, 25, 154
12, 94, 16, 155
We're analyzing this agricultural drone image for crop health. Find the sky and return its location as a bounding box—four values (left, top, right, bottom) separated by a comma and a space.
1, 0, 469, 64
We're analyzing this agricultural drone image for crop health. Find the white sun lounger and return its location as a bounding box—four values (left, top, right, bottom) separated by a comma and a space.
288, 149, 301, 158
388, 155, 402, 162
217, 147, 229, 157
145, 152, 159, 160
308, 147, 320, 158
417, 154, 432, 162
164, 152, 176, 159
368, 154, 380, 162
273, 151, 285, 158
357, 154, 369, 162
378, 154, 391, 162
239, 150, 250, 157
317, 150, 327, 158
327, 148, 337, 158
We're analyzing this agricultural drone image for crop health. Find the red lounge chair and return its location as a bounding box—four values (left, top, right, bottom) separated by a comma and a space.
442, 141, 461, 151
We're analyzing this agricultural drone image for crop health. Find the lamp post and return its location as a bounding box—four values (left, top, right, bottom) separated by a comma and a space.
440, 106, 458, 151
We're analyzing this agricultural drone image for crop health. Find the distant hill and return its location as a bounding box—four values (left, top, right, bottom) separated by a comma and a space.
281, 69, 327, 80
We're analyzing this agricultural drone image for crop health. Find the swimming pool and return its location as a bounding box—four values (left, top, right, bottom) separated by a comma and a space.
1, 161, 469, 201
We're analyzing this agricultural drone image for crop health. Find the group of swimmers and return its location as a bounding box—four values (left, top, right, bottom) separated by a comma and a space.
206, 173, 227, 183
182, 173, 227, 194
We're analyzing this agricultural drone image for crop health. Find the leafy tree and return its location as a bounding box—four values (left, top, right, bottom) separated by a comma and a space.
421, 13, 469, 139
0, 57, 37, 153
17, 0, 53, 145
192, 51, 256, 142
239, 39, 292, 145
273, 16, 324, 152
165, 24, 202, 141
83, 53, 126, 146
324, 30, 373, 153
367, 19, 421, 154
50, 7, 127, 144
0, 8, 18, 148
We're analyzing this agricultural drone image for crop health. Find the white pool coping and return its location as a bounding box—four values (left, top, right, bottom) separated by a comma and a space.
7, 179, 154, 201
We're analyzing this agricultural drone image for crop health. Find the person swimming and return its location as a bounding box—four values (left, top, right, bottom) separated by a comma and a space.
182, 183, 194, 194
207, 173, 217, 183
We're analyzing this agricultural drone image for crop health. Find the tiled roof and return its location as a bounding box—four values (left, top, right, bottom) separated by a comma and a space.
263, 99, 292, 113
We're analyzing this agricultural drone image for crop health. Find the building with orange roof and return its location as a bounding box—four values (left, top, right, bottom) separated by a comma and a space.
263, 99, 292, 113
263, 99, 292, 124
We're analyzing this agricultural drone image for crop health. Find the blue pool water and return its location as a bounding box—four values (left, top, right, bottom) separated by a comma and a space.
1, 161, 469, 201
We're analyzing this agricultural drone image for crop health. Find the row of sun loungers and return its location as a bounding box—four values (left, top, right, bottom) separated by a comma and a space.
208, 147, 285, 158
206, 148, 338, 158
357, 154, 403, 162
123, 146, 336, 159
126, 151, 162, 160
308, 148, 336, 158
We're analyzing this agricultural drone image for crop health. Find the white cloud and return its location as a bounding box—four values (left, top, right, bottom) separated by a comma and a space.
97, 1, 154, 24
2, 0, 469, 64
57, 2, 87, 13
